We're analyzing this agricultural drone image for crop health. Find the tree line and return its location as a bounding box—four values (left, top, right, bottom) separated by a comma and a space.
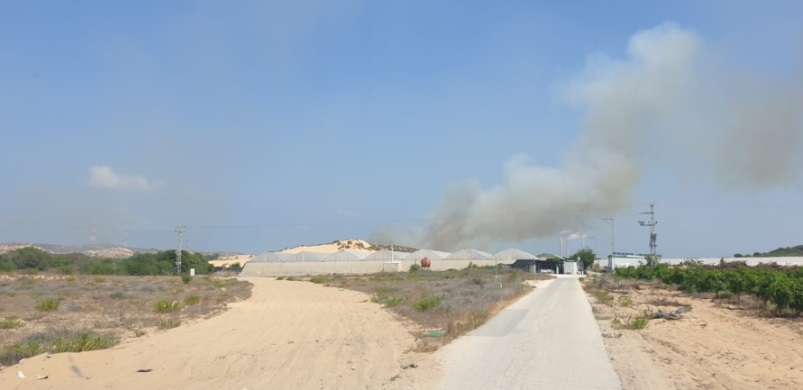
614, 262, 803, 315
0, 247, 212, 276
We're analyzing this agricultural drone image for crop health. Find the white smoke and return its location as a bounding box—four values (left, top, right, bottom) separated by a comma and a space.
377, 23, 803, 251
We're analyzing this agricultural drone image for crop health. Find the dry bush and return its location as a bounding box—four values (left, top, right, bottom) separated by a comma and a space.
0, 274, 251, 368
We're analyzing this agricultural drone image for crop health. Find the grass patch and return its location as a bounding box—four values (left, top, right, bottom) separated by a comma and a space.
412, 294, 444, 312
612, 310, 651, 330
309, 275, 326, 284
158, 319, 181, 329
618, 296, 634, 307
0, 329, 118, 366
35, 298, 61, 312
183, 294, 201, 305
372, 287, 406, 307
594, 290, 615, 306
0, 317, 24, 329
153, 300, 182, 313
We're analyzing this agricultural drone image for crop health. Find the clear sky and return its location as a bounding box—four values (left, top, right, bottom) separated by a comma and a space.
2, 1, 802, 257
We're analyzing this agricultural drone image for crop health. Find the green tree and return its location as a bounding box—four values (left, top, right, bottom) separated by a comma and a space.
645, 254, 661, 268
569, 249, 596, 274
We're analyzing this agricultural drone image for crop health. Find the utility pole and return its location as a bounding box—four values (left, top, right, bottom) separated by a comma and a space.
175, 226, 185, 275
601, 217, 615, 254
638, 204, 658, 260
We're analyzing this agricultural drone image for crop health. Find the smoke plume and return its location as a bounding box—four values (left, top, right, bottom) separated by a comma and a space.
384, 23, 803, 251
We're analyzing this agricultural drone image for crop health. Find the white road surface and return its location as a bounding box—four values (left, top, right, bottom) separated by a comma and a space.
437, 276, 622, 390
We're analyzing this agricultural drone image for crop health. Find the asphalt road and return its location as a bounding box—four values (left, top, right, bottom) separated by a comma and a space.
437, 276, 623, 390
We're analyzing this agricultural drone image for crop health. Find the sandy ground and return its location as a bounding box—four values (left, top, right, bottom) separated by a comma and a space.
0, 278, 430, 390
208, 254, 254, 268
7, 273, 799, 390
590, 283, 803, 390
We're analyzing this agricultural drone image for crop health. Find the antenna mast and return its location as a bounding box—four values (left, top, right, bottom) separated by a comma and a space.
638, 204, 658, 258
602, 217, 615, 254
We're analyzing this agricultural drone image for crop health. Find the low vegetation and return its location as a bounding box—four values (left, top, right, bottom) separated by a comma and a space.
153, 300, 182, 313
35, 298, 61, 312
615, 263, 803, 316
309, 267, 549, 349
0, 274, 251, 367
1, 329, 119, 366
158, 319, 181, 330
0, 317, 24, 329
0, 247, 214, 276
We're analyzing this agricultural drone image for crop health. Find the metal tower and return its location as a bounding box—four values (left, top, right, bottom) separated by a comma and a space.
638, 204, 658, 257
601, 217, 615, 254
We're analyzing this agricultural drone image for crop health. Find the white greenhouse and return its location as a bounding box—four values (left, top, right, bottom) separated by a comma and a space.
491, 248, 537, 261
288, 251, 329, 262
363, 249, 407, 262
324, 250, 369, 262
249, 252, 291, 262
445, 249, 493, 261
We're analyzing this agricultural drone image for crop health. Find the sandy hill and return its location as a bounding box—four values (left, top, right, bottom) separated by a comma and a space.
279, 239, 418, 254
280, 239, 376, 254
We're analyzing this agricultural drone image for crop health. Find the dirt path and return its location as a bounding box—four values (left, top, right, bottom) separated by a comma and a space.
0, 278, 424, 390
589, 282, 803, 390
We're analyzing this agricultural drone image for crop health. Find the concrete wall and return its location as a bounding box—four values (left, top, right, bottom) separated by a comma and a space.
240, 259, 506, 277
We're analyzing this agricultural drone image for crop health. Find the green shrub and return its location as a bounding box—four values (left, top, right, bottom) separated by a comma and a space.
630, 315, 649, 330
412, 294, 444, 311
53, 331, 118, 352
181, 274, 193, 284
409, 264, 421, 273
381, 296, 405, 307
371, 287, 406, 308
612, 314, 650, 330
183, 294, 201, 305
35, 299, 61, 312
276, 276, 286, 280
153, 300, 182, 313
310, 276, 326, 284
715, 291, 736, 300
0, 317, 24, 329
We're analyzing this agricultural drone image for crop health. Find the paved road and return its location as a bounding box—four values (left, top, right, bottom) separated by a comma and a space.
438, 276, 622, 390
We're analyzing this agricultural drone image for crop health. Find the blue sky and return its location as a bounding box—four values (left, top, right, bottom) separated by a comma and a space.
1, 1, 802, 257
